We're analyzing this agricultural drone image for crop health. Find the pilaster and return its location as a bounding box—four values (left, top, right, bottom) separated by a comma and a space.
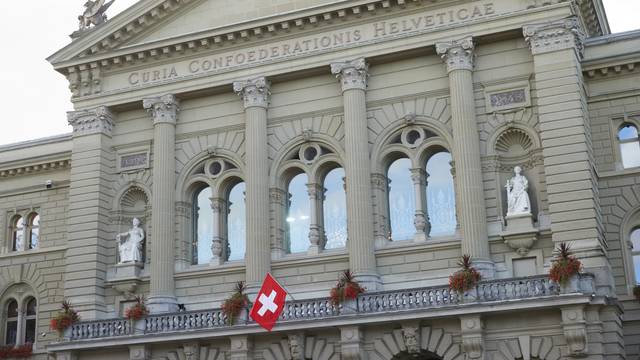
229, 335, 253, 360
523, 17, 611, 295
65, 106, 115, 319
129, 345, 151, 360
330, 58, 381, 290
436, 38, 493, 277
143, 94, 180, 313
234, 77, 271, 290
270, 187, 287, 259
410, 168, 429, 242
307, 183, 325, 255
210, 197, 227, 265
561, 306, 588, 357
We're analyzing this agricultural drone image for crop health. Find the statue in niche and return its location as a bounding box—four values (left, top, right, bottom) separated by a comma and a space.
116, 218, 145, 263
505, 166, 531, 216
78, 0, 115, 30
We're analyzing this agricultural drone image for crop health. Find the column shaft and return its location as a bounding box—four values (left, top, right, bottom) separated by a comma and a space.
331, 59, 381, 289
144, 95, 179, 313
436, 39, 492, 275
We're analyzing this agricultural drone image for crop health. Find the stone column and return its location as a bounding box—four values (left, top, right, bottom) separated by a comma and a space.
436, 38, 493, 277
523, 17, 611, 295
143, 94, 180, 313
410, 168, 429, 242
371, 173, 390, 247
65, 106, 114, 319
15, 304, 24, 345
233, 77, 271, 288
270, 187, 287, 258
307, 183, 325, 255
210, 197, 227, 265
331, 58, 381, 290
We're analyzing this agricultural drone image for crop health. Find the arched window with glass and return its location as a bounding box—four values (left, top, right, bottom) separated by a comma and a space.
4, 299, 18, 345
618, 123, 640, 169
387, 157, 415, 241
192, 185, 213, 265
225, 181, 246, 262
286, 172, 311, 254
426, 152, 456, 236
27, 214, 39, 250
630, 227, 640, 285
10, 217, 24, 252
322, 167, 347, 249
23, 298, 36, 345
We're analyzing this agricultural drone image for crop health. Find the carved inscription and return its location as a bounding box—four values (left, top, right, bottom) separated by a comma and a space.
117, 2, 499, 90
490, 89, 526, 107
120, 153, 148, 170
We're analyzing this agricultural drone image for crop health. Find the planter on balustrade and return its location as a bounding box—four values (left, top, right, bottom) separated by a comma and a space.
461, 287, 478, 303
63, 326, 73, 341
339, 298, 358, 315
559, 274, 580, 295
233, 307, 248, 325
131, 319, 146, 335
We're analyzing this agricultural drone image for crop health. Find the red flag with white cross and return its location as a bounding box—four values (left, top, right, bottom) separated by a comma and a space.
249, 273, 287, 331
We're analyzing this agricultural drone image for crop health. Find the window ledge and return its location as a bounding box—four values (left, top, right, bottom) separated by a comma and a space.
599, 167, 640, 178
0, 245, 66, 259
375, 236, 461, 255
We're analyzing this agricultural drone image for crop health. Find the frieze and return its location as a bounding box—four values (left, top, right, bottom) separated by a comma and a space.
103, 1, 501, 94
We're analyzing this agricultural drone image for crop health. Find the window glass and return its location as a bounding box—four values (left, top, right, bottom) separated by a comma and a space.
387, 158, 415, 240
426, 152, 457, 236
287, 173, 310, 253
194, 187, 213, 264
227, 182, 246, 261
24, 298, 36, 344
631, 228, 640, 284
12, 217, 24, 252
5, 300, 18, 345
26, 298, 36, 316
619, 124, 638, 140
29, 214, 39, 249
620, 142, 640, 168
323, 168, 347, 249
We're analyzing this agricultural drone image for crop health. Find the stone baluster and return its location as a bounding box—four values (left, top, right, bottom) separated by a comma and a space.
210, 197, 227, 265
436, 38, 493, 277
233, 77, 271, 290
330, 58, 381, 290
307, 183, 325, 255
143, 94, 180, 313
410, 168, 429, 242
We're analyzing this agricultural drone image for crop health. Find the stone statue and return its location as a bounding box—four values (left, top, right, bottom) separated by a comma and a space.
116, 218, 145, 263
78, 0, 115, 30
505, 166, 531, 216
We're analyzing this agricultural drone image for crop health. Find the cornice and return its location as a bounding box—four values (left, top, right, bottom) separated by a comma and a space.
0, 157, 71, 179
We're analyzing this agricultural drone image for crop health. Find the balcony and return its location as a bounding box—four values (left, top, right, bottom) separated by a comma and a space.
50, 274, 595, 350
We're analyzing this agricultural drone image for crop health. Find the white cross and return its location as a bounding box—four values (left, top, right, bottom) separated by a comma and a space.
257, 290, 278, 316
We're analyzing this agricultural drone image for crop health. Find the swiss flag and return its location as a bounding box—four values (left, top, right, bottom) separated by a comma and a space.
249, 273, 287, 331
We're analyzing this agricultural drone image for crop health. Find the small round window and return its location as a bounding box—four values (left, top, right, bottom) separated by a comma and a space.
205, 159, 226, 178
299, 144, 321, 164
401, 127, 426, 148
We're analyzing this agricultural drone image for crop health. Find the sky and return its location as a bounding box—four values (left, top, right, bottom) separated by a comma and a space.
0, 0, 638, 146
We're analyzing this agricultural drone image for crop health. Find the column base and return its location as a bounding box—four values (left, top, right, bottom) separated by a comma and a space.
353, 271, 383, 291
473, 259, 495, 280
147, 295, 179, 313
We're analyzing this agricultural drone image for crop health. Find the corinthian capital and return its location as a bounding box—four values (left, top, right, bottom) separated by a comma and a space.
233, 77, 270, 109
67, 106, 114, 137
143, 94, 180, 125
436, 37, 475, 73
330, 58, 369, 92
523, 17, 585, 58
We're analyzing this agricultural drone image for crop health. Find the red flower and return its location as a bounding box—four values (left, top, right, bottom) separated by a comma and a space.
0, 343, 33, 359
222, 281, 250, 325
329, 270, 365, 306
549, 243, 582, 285
50, 300, 80, 334
449, 255, 481, 293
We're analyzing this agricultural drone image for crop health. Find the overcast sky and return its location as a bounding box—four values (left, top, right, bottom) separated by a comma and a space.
0, 0, 638, 146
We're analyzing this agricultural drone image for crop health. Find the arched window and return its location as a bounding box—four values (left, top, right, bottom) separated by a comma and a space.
286, 173, 310, 253
387, 158, 415, 240
426, 152, 456, 236
323, 168, 347, 249
226, 182, 246, 261
27, 214, 39, 250
4, 299, 18, 345
193, 186, 213, 265
10, 217, 24, 252
618, 124, 640, 168
23, 298, 36, 344
631, 228, 640, 285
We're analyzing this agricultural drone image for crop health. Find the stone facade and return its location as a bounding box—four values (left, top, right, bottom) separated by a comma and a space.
0, 0, 638, 359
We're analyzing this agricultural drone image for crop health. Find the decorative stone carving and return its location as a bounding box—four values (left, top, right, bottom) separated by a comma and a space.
116, 218, 145, 264
341, 326, 365, 360
493, 336, 561, 360
435, 37, 475, 72
401, 324, 420, 354
372, 326, 460, 360
460, 315, 484, 360
78, 0, 115, 31
143, 94, 180, 124
229, 335, 252, 360
561, 306, 588, 357
523, 17, 585, 58
287, 333, 305, 360
129, 345, 151, 360
233, 77, 271, 108
330, 58, 369, 92
67, 106, 114, 137
505, 166, 531, 217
